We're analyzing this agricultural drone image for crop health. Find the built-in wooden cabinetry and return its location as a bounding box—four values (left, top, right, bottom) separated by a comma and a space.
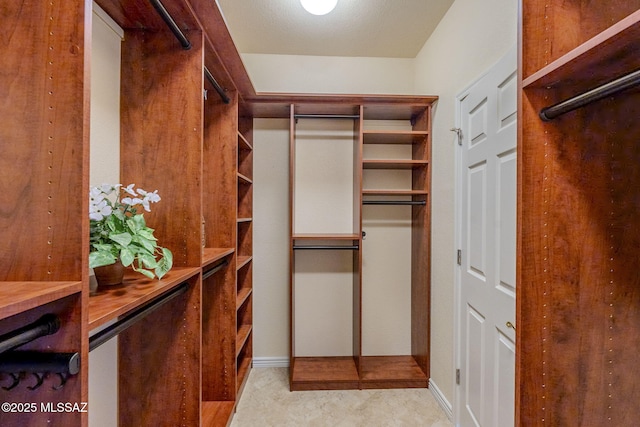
278, 97, 436, 391
518, 3, 640, 425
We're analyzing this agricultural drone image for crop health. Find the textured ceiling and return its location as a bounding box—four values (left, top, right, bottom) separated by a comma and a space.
216, 0, 455, 58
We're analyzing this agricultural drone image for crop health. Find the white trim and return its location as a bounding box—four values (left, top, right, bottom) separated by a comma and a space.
93, 1, 125, 39
429, 378, 453, 421
252, 357, 290, 368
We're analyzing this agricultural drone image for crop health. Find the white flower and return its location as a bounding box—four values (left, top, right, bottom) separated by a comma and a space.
123, 184, 137, 197
145, 190, 161, 204
122, 197, 143, 206
89, 199, 112, 221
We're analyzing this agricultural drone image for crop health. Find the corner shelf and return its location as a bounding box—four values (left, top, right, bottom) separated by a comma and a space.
237, 173, 252, 185
202, 248, 235, 269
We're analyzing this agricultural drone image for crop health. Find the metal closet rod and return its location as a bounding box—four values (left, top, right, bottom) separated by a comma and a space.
293, 245, 359, 250
202, 260, 228, 281
89, 282, 189, 352
148, 0, 230, 104
0, 351, 80, 376
363, 200, 426, 206
539, 68, 640, 121
0, 314, 60, 354
294, 114, 360, 120
205, 67, 231, 104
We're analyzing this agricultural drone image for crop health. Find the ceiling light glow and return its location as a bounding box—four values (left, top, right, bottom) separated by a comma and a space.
300, 0, 338, 15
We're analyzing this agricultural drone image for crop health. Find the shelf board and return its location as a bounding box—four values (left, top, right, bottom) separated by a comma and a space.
292, 233, 360, 241
88, 267, 200, 330
359, 356, 428, 389
201, 401, 235, 427
0, 281, 83, 321
362, 130, 429, 144
291, 357, 359, 391
237, 217, 252, 223
523, 10, 640, 90
237, 173, 253, 185
202, 247, 235, 269
237, 352, 252, 395
237, 256, 252, 271
236, 287, 252, 310
363, 159, 428, 169
237, 131, 253, 151
236, 324, 252, 356
362, 189, 428, 196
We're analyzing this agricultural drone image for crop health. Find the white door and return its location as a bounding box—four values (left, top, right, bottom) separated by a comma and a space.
456, 47, 517, 427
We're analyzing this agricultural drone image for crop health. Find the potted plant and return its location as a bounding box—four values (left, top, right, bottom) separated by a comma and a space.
89, 183, 173, 285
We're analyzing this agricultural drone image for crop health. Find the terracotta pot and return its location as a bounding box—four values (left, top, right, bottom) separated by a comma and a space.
93, 259, 125, 286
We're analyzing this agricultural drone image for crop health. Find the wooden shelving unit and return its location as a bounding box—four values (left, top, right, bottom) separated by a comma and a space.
288, 99, 434, 391
518, 3, 640, 425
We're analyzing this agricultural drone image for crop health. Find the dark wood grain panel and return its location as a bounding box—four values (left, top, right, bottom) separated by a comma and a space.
119, 275, 200, 427
120, 28, 204, 269
291, 357, 360, 391
1, 0, 87, 281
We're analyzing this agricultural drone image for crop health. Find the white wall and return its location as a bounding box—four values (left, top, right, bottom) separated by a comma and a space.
88, 4, 122, 427
413, 0, 518, 406
242, 53, 415, 94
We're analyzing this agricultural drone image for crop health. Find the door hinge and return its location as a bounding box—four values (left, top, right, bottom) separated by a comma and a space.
457, 249, 462, 266
456, 369, 461, 385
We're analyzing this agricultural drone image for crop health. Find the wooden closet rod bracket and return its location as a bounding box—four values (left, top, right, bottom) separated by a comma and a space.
539, 68, 640, 121
149, 0, 191, 50
89, 282, 189, 352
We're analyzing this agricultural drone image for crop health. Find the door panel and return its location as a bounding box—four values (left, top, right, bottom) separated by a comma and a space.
458, 47, 517, 427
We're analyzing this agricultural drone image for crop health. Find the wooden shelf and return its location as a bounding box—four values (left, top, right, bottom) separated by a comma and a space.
236, 324, 252, 356
201, 401, 235, 427
0, 281, 82, 321
237, 256, 252, 270
237, 217, 252, 223
363, 159, 428, 169
236, 288, 252, 310
237, 352, 252, 394
362, 130, 429, 145
523, 10, 640, 90
202, 247, 235, 269
359, 356, 428, 389
237, 173, 252, 185
291, 357, 360, 391
362, 189, 428, 196
238, 131, 253, 150
88, 267, 200, 330
293, 233, 360, 240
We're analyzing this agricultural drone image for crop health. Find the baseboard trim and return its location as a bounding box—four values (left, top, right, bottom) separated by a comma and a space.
252, 357, 290, 368
429, 378, 453, 421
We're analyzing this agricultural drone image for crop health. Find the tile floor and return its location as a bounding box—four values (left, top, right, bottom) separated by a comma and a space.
230, 368, 453, 427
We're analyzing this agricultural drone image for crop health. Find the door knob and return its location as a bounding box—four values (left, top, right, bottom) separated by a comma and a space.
506, 321, 516, 331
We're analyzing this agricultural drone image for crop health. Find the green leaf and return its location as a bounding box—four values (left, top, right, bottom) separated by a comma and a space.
155, 248, 173, 279
139, 253, 158, 269
133, 267, 155, 279
120, 248, 135, 267
127, 214, 146, 233
89, 251, 116, 269
137, 228, 158, 241
132, 235, 156, 253
109, 232, 132, 247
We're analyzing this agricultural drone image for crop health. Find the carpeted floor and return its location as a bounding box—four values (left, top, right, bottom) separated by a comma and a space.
230, 368, 453, 427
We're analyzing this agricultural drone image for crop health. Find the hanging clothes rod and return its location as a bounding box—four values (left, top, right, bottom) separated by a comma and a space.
0, 314, 60, 354
89, 282, 188, 352
149, 0, 191, 50
363, 200, 426, 206
294, 114, 360, 120
539, 68, 640, 121
0, 351, 80, 376
202, 260, 228, 281
204, 67, 231, 104
293, 245, 359, 250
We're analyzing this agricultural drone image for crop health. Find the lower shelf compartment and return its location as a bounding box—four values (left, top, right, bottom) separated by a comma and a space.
290, 355, 428, 391
291, 356, 360, 391
201, 401, 235, 427
359, 356, 428, 389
